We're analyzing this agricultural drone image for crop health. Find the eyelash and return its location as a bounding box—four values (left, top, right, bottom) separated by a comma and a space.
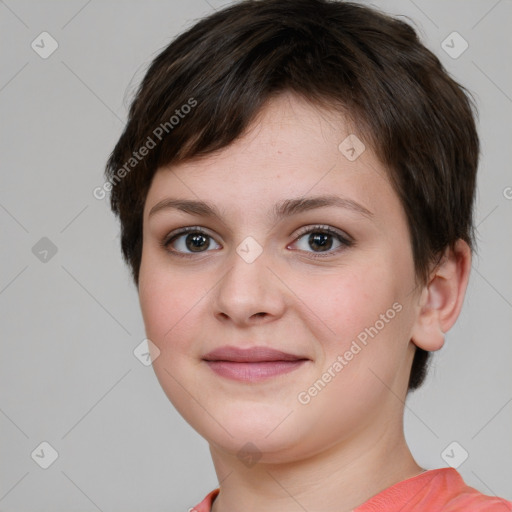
160, 225, 354, 259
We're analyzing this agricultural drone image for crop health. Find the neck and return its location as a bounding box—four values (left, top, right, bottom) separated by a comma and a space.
209, 418, 423, 512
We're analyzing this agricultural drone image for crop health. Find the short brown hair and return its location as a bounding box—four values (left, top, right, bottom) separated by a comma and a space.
104, 0, 479, 391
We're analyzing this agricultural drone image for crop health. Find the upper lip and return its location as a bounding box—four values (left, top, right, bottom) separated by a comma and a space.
203, 345, 308, 362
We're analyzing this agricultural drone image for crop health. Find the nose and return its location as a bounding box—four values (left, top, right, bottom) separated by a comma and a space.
212, 241, 286, 327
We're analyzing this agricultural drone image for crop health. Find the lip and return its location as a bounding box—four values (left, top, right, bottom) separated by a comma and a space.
203, 345, 307, 362
203, 345, 309, 382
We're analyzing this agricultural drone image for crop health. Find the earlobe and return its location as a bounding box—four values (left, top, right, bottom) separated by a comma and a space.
411, 239, 472, 352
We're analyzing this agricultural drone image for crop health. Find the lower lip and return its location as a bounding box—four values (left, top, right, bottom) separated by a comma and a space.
204, 360, 308, 382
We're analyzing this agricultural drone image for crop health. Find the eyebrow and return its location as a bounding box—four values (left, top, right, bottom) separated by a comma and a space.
148, 194, 374, 223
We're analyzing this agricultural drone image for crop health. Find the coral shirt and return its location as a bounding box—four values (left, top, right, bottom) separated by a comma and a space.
191, 468, 511, 512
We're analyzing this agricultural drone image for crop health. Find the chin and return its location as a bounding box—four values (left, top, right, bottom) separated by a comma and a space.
211, 429, 307, 463
208, 410, 309, 455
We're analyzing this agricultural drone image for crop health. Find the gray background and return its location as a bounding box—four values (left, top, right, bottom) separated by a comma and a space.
1, 0, 511, 510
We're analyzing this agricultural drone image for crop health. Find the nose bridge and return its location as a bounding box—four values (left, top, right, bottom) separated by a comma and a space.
213, 235, 283, 323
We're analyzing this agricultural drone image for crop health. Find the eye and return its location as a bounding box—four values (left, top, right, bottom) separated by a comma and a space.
161, 226, 221, 257
289, 225, 353, 257
161, 224, 353, 259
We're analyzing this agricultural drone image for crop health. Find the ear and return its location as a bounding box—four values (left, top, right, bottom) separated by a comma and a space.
411, 239, 472, 352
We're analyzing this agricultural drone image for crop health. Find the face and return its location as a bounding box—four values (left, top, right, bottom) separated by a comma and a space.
138, 92, 422, 463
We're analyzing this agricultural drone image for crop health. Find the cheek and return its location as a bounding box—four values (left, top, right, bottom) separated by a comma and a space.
294, 269, 411, 419
310, 265, 399, 339
138, 256, 206, 352
307, 257, 412, 376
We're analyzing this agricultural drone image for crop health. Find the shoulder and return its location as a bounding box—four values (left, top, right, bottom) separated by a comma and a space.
441, 469, 512, 512
355, 468, 512, 512
190, 488, 220, 512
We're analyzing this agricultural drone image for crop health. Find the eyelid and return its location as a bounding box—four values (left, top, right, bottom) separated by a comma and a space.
162, 225, 218, 245
292, 224, 353, 243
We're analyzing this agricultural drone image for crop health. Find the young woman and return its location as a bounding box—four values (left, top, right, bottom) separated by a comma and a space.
104, 1, 512, 510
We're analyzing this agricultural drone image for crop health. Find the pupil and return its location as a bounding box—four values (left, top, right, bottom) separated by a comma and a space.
187, 233, 209, 252
310, 232, 332, 252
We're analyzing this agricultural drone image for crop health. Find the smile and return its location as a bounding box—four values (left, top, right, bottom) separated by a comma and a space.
204, 360, 308, 382
202, 345, 310, 382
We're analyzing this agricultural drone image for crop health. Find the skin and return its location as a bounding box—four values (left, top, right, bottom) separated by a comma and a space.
138, 91, 471, 512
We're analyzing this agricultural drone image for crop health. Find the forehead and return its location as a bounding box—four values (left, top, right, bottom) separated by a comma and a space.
144, 92, 397, 223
